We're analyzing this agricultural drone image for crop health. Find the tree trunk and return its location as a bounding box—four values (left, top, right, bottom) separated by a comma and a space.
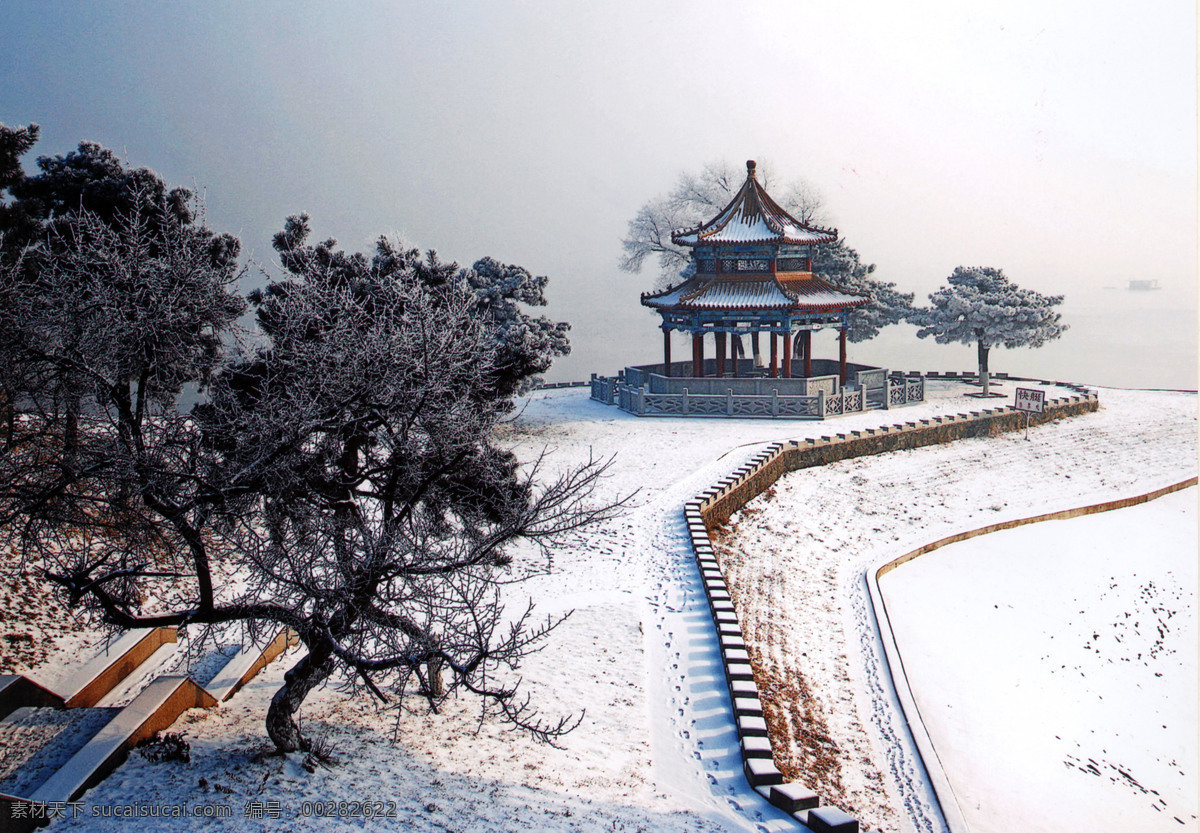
977, 338, 990, 396
266, 646, 336, 753
422, 635, 446, 697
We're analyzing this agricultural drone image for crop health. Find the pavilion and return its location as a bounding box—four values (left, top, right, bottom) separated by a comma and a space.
592, 160, 925, 418
641, 160, 868, 383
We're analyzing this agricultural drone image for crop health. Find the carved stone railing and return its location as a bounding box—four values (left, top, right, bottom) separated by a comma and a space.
591, 373, 926, 420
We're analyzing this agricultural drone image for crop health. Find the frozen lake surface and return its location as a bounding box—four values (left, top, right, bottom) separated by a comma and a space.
880, 487, 1197, 832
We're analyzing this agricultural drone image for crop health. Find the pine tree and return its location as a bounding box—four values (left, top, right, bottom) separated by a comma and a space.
916, 266, 1067, 395
812, 238, 913, 343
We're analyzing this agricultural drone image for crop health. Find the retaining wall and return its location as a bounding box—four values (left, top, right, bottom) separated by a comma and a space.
702, 391, 1098, 526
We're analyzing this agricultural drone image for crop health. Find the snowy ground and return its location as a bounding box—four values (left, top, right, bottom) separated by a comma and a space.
1, 380, 1194, 832
879, 487, 1197, 833
714, 386, 1196, 833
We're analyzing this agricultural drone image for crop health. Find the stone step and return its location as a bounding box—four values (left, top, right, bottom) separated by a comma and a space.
728, 678, 757, 697
203, 629, 297, 703
720, 635, 747, 652
743, 756, 783, 787
740, 735, 773, 758
725, 662, 754, 682
769, 781, 819, 814
54, 628, 178, 708
93, 641, 182, 708
0, 676, 64, 720
807, 806, 860, 833
736, 714, 768, 737
732, 696, 763, 717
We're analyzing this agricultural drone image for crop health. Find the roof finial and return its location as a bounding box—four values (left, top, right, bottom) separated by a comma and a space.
746, 160, 757, 178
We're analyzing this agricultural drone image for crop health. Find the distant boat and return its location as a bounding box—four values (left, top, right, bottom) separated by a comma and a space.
1127, 279, 1161, 291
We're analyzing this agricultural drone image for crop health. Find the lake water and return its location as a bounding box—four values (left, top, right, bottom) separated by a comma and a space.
554, 282, 1198, 391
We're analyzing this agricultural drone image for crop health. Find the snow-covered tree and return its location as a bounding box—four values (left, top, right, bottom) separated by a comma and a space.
201, 246, 613, 752
0, 204, 613, 757
619, 160, 913, 339
0, 122, 40, 246
812, 238, 914, 343
270, 215, 570, 403
466, 256, 571, 398
0, 121, 42, 445
0, 134, 243, 449
915, 266, 1067, 395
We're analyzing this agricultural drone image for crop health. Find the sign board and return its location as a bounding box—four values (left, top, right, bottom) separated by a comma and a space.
1014, 387, 1045, 414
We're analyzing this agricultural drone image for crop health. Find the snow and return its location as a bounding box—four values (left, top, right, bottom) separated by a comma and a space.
0, 707, 118, 796
879, 487, 1197, 832
698, 385, 1196, 831
2, 380, 1193, 832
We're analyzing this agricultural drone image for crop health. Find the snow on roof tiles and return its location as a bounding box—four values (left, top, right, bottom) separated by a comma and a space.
672, 160, 838, 248
681, 280, 793, 309
642, 277, 867, 312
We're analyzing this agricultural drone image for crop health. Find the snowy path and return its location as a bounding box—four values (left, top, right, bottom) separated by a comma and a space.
492, 380, 1085, 830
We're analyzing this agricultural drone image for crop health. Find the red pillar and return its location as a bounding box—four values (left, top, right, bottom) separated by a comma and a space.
803, 330, 812, 378
663, 330, 671, 377
782, 332, 792, 378
769, 333, 778, 378
839, 326, 848, 385
715, 332, 727, 377
692, 333, 701, 377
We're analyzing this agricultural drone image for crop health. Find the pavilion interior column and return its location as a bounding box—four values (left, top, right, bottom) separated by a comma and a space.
751, 331, 762, 368
663, 329, 671, 377
715, 332, 727, 377
802, 330, 812, 378
839, 326, 848, 384
782, 330, 793, 378
770, 333, 778, 378
732, 335, 741, 378
692, 332, 703, 378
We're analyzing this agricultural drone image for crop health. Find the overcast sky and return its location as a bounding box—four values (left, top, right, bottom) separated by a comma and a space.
2, 1, 1195, 384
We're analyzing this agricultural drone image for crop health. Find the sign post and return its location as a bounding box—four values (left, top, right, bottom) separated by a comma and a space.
1014, 387, 1045, 440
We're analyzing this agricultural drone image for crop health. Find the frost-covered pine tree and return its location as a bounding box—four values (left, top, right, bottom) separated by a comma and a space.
812, 238, 913, 342
916, 266, 1067, 395
1, 202, 614, 758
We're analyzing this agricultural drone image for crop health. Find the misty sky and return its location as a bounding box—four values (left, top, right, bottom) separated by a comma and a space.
2, 1, 1196, 385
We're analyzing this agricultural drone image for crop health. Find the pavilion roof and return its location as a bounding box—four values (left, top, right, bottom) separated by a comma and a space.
642, 274, 867, 313
672, 161, 839, 248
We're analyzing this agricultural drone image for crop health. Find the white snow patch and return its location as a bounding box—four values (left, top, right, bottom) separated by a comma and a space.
880, 487, 1197, 833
